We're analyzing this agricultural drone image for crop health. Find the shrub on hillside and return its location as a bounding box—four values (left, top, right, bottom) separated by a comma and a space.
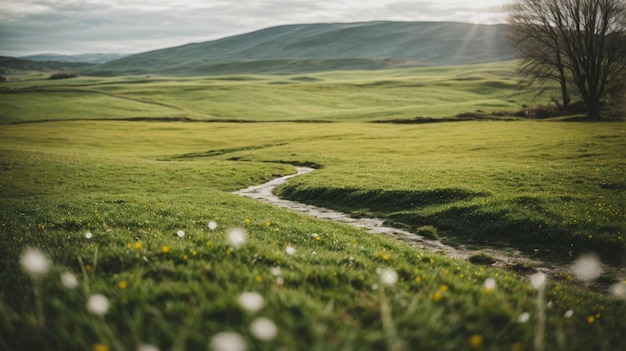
415, 225, 438, 240
469, 253, 497, 266
515, 101, 588, 119
49, 72, 79, 80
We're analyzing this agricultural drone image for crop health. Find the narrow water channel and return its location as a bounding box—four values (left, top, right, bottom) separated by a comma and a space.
233, 167, 544, 269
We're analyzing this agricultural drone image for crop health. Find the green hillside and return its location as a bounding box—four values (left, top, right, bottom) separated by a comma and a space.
0, 62, 539, 124
83, 21, 516, 76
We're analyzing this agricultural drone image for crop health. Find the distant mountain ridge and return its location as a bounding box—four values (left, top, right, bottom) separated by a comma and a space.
83, 21, 517, 76
0, 56, 95, 73
21, 53, 127, 64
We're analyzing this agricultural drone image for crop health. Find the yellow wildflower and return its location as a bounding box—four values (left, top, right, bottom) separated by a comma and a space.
469, 334, 483, 349
244, 218, 251, 225
133, 242, 141, 250
92, 343, 108, 351
265, 221, 271, 228
433, 291, 442, 302
183, 254, 188, 260
440, 285, 449, 292
85, 264, 92, 272
587, 316, 595, 324
118, 280, 127, 289
161, 246, 170, 254
206, 241, 212, 247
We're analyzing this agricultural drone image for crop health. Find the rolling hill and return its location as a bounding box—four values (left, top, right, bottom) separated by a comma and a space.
83, 21, 517, 76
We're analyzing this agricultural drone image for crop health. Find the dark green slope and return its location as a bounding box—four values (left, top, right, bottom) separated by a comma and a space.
0, 56, 95, 72
84, 21, 516, 76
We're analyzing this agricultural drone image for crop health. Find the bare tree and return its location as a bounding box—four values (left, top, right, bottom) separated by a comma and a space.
506, 0, 626, 119
507, 0, 572, 109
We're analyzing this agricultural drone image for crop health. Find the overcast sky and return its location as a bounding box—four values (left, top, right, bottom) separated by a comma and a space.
0, 0, 510, 57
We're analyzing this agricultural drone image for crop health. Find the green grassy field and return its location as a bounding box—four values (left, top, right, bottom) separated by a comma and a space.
1, 62, 538, 124
1, 65, 625, 350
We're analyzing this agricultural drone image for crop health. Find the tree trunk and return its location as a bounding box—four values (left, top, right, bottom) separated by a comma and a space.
585, 98, 602, 119
555, 52, 570, 109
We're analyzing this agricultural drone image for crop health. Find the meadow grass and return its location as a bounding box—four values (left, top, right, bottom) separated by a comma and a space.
1, 119, 625, 350
1, 61, 543, 124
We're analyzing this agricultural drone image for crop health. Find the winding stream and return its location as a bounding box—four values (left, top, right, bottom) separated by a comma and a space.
233, 167, 550, 270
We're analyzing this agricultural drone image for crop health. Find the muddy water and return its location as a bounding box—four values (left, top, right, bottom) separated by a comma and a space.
233, 167, 555, 271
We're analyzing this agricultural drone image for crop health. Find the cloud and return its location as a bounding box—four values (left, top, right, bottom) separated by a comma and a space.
0, 0, 508, 56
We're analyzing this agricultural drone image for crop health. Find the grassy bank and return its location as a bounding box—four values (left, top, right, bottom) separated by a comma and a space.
270, 122, 625, 265
1, 120, 624, 350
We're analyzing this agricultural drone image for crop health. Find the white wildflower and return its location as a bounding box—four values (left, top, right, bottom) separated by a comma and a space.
61, 272, 78, 289
227, 228, 247, 249
285, 246, 296, 255
177, 230, 185, 238
250, 317, 278, 341
270, 266, 282, 276
484, 278, 497, 291
137, 344, 160, 351
518, 312, 530, 323
564, 309, 574, 318
275, 277, 284, 286
210, 332, 246, 351
208, 221, 218, 230
609, 281, 626, 299
379, 268, 398, 286
529, 272, 546, 290
238, 292, 264, 312
19, 247, 51, 278
571, 253, 602, 281
85, 232, 93, 239
86, 293, 110, 316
